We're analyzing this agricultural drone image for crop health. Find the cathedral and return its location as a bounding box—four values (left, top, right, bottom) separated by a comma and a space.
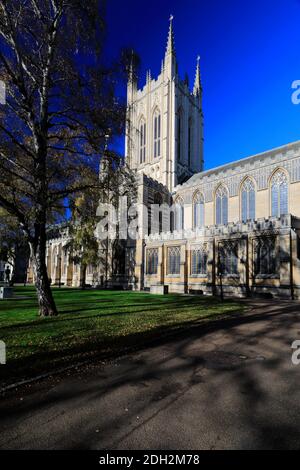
29, 18, 300, 299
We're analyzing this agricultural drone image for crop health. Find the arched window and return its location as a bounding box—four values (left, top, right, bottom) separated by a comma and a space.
241, 178, 256, 222
139, 119, 146, 164
146, 248, 158, 275
191, 244, 208, 275
193, 192, 205, 229
174, 197, 184, 231
215, 185, 228, 225
254, 237, 276, 276
271, 170, 288, 217
218, 241, 238, 275
153, 110, 161, 158
168, 246, 181, 275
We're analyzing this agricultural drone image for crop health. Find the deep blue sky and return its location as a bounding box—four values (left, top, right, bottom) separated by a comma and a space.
106, 0, 300, 170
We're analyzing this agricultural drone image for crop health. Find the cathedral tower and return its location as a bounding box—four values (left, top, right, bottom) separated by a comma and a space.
125, 16, 204, 192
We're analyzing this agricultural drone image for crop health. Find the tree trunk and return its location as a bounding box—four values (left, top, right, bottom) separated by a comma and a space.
80, 265, 87, 290
30, 238, 58, 317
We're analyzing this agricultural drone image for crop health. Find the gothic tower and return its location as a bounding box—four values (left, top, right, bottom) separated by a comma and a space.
125, 16, 204, 192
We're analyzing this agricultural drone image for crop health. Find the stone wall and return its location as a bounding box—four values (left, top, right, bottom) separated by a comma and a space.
143, 215, 300, 299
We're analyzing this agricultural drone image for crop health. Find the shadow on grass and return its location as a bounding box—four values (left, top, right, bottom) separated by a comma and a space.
0, 295, 232, 330
0, 304, 244, 387
1, 300, 300, 450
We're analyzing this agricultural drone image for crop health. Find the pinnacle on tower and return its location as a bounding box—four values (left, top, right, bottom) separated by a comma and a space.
165, 14, 176, 57
193, 55, 201, 96
128, 50, 137, 84
99, 133, 110, 177
127, 50, 137, 106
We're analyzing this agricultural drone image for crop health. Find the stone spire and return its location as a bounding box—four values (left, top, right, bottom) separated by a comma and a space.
127, 50, 137, 105
127, 50, 137, 84
99, 133, 110, 177
164, 15, 177, 79
193, 55, 201, 96
165, 14, 176, 57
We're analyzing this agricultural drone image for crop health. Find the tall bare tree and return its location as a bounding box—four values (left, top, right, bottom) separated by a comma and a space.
0, 0, 126, 315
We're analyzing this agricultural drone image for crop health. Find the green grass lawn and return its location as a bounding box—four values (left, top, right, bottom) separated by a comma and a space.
0, 286, 243, 387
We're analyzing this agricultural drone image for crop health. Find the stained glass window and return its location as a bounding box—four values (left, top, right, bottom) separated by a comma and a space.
174, 197, 184, 231
193, 192, 205, 229
271, 170, 288, 217
218, 242, 238, 275
168, 246, 181, 275
254, 237, 276, 275
146, 248, 158, 275
216, 185, 228, 225
154, 111, 161, 158
241, 178, 256, 222
191, 245, 207, 275
139, 120, 146, 164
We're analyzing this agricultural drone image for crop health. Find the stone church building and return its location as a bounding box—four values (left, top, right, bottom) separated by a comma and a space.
28, 18, 300, 299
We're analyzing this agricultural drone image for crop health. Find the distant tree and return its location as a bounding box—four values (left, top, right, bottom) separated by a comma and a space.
0, 0, 128, 315
67, 185, 101, 290
67, 221, 100, 290
0, 209, 28, 284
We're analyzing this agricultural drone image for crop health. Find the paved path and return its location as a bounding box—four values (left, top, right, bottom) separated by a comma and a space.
1, 300, 300, 449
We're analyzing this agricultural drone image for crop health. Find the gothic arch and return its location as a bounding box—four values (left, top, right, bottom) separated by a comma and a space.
137, 114, 146, 129
192, 189, 204, 202
151, 105, 161, 116
268, 167, 289, 186
192, 190, 205, 229
174, 194, 184, 205
173, 195, 184, 231
138, 115, 146, 164
239, 176, 256, 222
215, 184, 229, 225
214, 183, 228, 199
239, 175, 257, 192
269, 168, 289, 217
152, 107, 161, 159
